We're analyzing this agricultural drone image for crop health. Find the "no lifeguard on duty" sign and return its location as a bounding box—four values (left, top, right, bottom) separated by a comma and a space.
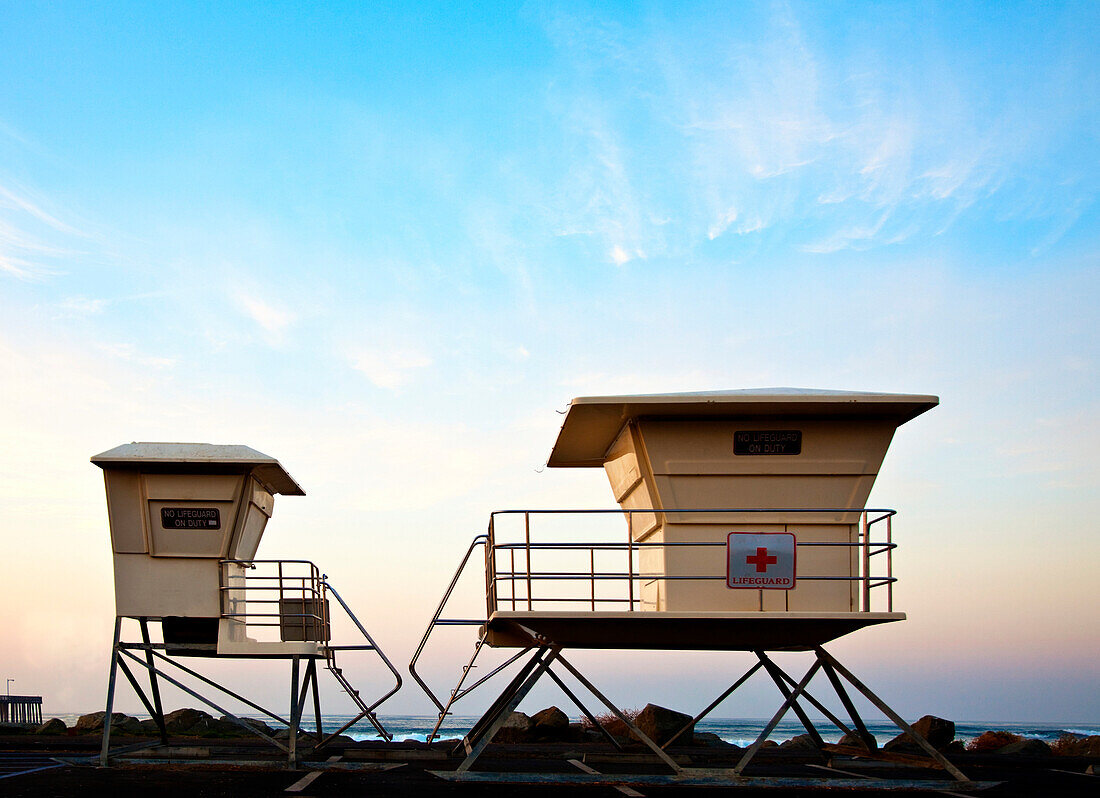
727, 532, 796, 589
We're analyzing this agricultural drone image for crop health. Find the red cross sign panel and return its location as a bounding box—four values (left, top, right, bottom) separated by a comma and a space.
727, 532, 796, 589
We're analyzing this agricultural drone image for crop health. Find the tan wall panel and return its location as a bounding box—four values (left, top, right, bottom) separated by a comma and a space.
104, 472, 147, 553
143, 474, 243, 501
113, 554, 221, 617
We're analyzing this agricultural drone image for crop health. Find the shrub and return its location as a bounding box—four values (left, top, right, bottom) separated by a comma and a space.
966, 731, 1023, 752
581, 708, 640, 735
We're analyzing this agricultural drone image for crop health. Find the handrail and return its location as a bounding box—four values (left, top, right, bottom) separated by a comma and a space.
217, 558, 399, 744
408, 534, 489, 713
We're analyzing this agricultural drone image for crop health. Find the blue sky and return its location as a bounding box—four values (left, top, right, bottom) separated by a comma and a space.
1, 2, 1097, 722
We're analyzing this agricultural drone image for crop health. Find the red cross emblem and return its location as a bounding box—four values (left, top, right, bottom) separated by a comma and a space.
745, 546, 777, 573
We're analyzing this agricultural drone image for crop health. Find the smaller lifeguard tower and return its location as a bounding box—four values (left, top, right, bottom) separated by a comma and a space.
411, 390, 974, 787
93, 443, 400, 766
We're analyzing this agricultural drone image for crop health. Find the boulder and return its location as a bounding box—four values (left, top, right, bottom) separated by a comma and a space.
163, 708, 221, 736
220, 716, 273, 736
492, 711, 533, 743
35, 718, 68, 735
162, 708, 240, 735
838, 730, 876, 750
912, 716, 955, 748
1052, 734, 1100, 757
884, 715, 955, 752
112, 715, 146, 735
75, 712, 140, 734
530, 707, 570, 740
998, 738, 1053, 756
778, 733, 820, 751
635, 704, 693, 747
966, 730, 1023, 752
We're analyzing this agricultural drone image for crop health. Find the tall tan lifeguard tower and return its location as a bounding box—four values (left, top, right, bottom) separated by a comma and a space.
411, 390, 974, 787
93, 443, 400, 766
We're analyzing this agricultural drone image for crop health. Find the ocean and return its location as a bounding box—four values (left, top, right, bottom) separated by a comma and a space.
47, 713, 1100, 748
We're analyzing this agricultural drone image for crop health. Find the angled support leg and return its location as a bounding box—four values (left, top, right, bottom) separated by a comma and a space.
814, 647, 969, 782
116, 648, 288, 752
115, 658, 160, 726
310, 660, 324, 742
756, 651, 826, 749
662, 659, 764, 750
456, 648, 560, 772
545, 666, 623, 751
733, 657, 822, 775
771, 661, 855, 741
99, 617, 123, 767
818, 656, 876, 751
139, 619, 168, 744
456, 648, 548, 756
555, 652, 683, 773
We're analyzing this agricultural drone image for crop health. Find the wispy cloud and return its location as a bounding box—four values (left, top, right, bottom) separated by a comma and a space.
0, 183, 85, 280
351, 349, 433, 390
236, 294, 296, 338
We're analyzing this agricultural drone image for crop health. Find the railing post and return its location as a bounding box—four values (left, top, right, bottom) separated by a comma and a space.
524, 512, 533, 611
861, 511, 871, 612
887, 513, 893, 612
590, 548, 596, 611
627, 512, 634, 611
485, 516, 496, 618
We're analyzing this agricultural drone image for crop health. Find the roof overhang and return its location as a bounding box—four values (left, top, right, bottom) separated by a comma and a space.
91, 442, 305, 496
547, 389, 939, 467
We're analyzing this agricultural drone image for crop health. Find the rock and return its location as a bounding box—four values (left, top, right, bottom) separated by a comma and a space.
884, 715, 955, 753
759, 740, 779, 749
1052, 734, 1100, 757
138, 718, 162, 734
0, 723, 31, 735
74, 712, 140, 734
221, 716, 273, 735
912, 715, 955, 748
492, 711, 534, 743
779, 733, 820, 751
112, 715, 146, 735
163, 708, 214, 735
998, 738, 1053, 756
693, 732, 734, 748
967, 730, 1023, 752
35, 718, 68, 735
530, 707, 569, 740
635, 704, 693, 747
838, 730, 876, 750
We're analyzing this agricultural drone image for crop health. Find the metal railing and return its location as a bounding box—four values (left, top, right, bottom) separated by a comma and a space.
484, 508, 896, 615
216, 558, 403, 743
219, 559, 330, 643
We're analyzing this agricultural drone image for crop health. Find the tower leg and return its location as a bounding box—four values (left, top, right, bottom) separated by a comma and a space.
99, 617, 122, 767
288, 656, 301, 768
139, 619, 168, 744
814, 647, 969, 782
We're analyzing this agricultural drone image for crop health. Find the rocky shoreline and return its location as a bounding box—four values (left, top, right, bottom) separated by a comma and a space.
5, 702, 1099, 757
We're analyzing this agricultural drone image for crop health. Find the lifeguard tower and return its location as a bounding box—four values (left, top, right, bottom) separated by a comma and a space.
93, 443, 401, 766
411, 390, 975, 787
